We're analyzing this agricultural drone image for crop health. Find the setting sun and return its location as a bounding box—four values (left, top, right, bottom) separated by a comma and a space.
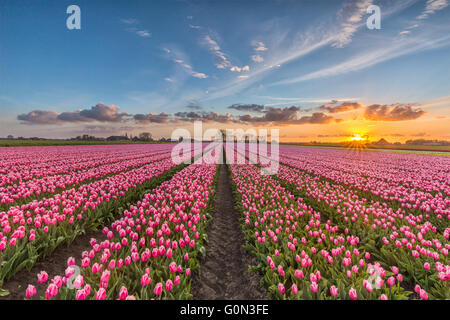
349, 134, 364, 141
345, 133, 369, 152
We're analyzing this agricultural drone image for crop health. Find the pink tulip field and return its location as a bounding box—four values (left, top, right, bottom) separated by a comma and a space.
228, 144, 449, 300
0, 143, 448, 300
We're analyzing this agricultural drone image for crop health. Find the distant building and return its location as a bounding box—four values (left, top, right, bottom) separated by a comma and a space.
373, 138, 390, 145
7, 135, 14, 140
423, 142, 443, 146
106, 136, 130, 142
406, 139, 450, 146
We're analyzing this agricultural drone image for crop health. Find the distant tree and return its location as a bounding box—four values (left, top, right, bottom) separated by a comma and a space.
79, 134, 98, 141
139, 132, 152, 141
7, 135, 14, 140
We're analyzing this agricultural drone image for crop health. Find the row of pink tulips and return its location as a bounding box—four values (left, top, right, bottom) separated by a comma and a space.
225, 156, 406, 299
274, 163, 449, 299
26, 156, 218, 300
228, 145, 448, 299
0, 144, 172, 187
276, 146, 450, 217
0, 149, 173, 208
0, 143, 206, 283
277, 146, 450, 194
0, 143, 210, 285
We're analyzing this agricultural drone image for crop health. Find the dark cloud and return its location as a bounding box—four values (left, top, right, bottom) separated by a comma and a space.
17, 110, 61, 125
175, 111, 234, 123
296, 112, 336, 124
186, 105, 202, 110
319, 102, 362, 113
78, 103, 128, 122
228, 104, 265, 113
174, 111, 201, 119
239, 106, 300, 123
17, 102, 345, 127
185, 102, 202, 110
57, 111, 91, 123
17, 103, 129, 125
238, 107, 335, 125
364, 104, 426, 121
133, 112, 169, 124
317, 133, 349, 138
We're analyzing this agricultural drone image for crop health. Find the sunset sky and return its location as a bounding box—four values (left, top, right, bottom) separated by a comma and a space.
0, 0, 449, 142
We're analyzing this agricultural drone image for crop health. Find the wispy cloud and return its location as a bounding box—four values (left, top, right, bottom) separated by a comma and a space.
203, 35, 230, 69
417, 0, 448, 19
163, 47, 208, 80
136, 30, 151, 37
184, 1, 417, 104
191, 72, 208, 79
230, 65, 250, 72
332, 0, 373, 48
200, 35, 334, 101
120, 18, 138, 24
252, 41, 268, 51
400, 0, 448, 34
258, 96, 360, 103
173, 58, 208, 78
270, 31, 450, 85
251, 54, 264, 63
251, 41, 267, 64
121, 18, 151, 38
416, 95, 450, 109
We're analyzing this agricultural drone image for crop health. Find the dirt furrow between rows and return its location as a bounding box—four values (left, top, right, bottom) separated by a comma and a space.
191, 163, 266, 300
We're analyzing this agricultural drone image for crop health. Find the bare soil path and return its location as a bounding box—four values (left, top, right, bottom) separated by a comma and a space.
191, 163, 266, 300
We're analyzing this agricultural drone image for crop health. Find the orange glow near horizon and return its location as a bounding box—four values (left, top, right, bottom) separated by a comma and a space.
349, 134, 364, 141
344, 133, 369, 152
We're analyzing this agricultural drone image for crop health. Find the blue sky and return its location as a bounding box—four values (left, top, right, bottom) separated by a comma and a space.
0, 0, 449, 141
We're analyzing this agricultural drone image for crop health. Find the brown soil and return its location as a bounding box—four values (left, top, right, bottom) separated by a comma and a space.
191, 164, 267, 300
0, 230, 105, 300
